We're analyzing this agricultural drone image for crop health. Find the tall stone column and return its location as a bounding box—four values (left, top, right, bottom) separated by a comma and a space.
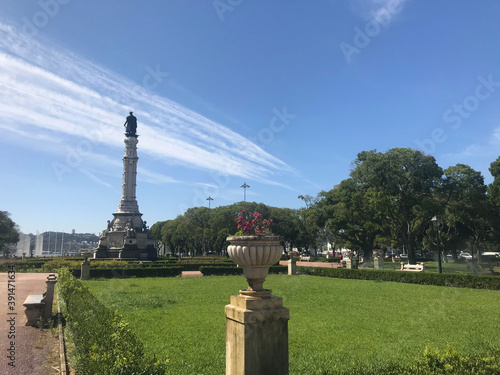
112, 136, 143, 230
94, 114, 157, 260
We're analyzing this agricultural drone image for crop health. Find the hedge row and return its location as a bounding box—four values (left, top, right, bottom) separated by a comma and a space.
199, 265, 287, 276
58, 269, 168, 374
70, 266, 184, 279
335, 346, 500, 375
298, 267, 500, 290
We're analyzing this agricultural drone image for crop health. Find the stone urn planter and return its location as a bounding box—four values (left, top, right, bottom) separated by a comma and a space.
226, 235, 283, 295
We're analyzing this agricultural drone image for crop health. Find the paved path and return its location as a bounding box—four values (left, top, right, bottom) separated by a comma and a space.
0, 272, 60, 375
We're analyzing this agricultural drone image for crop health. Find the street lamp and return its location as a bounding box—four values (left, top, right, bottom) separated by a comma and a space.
240, 182, 250, 202
431, 216, 442, 274
206, 196, 213, 208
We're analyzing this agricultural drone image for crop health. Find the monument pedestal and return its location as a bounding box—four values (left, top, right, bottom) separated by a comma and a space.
225, 292, 289, 375
93, 132, 157, 260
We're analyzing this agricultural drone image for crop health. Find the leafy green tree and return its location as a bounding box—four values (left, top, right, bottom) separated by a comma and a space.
488, 156, 500, 208
350, 148, 443, 264
440, 164, 492, 260
0, 211, 19, 257
319, 178, 385, 260
268, 207, 300, 254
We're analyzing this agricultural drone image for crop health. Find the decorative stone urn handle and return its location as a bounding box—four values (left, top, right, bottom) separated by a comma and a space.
226, 235, 283, 296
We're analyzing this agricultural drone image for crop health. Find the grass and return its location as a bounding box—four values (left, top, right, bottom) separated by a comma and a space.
85, 275, 500, 374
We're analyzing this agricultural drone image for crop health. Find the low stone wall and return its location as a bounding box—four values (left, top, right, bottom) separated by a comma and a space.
279, 261, 341, 268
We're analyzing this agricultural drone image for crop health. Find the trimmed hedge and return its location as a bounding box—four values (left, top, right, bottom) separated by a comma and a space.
199, 265, 287, 276
199, 266, 243, 276
58, 269, 168, 374
70, 266, 183, 279
299, 267, 500, 290
334, 346, 500, 375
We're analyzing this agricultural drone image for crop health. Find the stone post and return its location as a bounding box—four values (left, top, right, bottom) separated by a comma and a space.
287, 258, 296, 275
374, 256, 384, 270
43, 274, 57, 321
226, 292, 289, 375
345, 258, 352, 269
81, 252, 91, 280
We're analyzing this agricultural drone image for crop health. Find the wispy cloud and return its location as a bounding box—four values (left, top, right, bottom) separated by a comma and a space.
350, 0, 409, 22
0, 22, 296, 188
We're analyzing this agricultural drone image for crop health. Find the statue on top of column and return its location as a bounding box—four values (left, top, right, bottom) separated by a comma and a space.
124, 111, 137, 137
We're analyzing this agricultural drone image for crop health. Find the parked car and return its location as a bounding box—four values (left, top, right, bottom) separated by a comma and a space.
400, 254, 408, 259
459, 252, 473, 260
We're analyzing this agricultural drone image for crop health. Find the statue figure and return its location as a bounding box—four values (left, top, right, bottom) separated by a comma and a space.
124, 111, 137, 136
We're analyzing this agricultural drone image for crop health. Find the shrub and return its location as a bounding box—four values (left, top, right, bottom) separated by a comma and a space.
199, 265, 287, 276
70, 266, 183, 279
298, 267, 500, 290
199, 266, 243, 276
58, 268, 168, 374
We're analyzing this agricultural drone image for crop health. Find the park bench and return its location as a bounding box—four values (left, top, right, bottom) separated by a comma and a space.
300, 256, 311, 262
23, 274, 57, 326
398, 262, 425, 272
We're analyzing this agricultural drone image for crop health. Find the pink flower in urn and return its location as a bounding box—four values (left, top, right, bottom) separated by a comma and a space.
236, 209, 273, 236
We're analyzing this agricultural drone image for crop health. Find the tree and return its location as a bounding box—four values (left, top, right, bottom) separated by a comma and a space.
440, 164, 492, 261
488, 156, 500, 208
319, 178, 385, 260
0, 211, 19, 257
350, 148, 443, 264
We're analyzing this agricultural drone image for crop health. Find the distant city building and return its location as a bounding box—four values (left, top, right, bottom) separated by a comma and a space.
12, 231, 99, 257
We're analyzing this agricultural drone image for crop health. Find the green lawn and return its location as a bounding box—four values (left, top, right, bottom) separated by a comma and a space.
85, 275, 500, 374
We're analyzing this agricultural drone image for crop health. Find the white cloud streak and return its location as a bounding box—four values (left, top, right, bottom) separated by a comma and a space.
0, 22, 295, 187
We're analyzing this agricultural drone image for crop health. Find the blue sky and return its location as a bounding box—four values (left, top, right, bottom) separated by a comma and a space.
1, 0, 500, 235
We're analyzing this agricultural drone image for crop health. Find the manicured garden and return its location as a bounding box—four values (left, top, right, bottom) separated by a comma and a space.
83, 274, 500, 374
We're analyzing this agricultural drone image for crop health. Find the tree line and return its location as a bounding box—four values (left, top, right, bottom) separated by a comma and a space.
152, 148, 500, 263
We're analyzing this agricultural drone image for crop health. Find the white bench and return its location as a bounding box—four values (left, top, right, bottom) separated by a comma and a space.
300, 256, 311, 262
398, 262, 425, 272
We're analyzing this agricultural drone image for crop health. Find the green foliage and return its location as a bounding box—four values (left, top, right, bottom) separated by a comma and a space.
299, 266, 500, 290
0, 211, 19, 255
42, 258, 129, 272
199, 265, 286, 276
58, 268, 168, 374
70, 266, 184, 279
199, 266, 243, 276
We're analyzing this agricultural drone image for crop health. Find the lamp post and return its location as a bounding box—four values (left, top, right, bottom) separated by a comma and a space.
431, 216, 442, 274
206, 196, 213, 208
240, 182, 250, 202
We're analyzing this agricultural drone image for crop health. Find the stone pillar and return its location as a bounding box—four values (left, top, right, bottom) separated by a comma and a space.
81, 252, 91, 280
374, 257, 384, 270
226, 292, 289, 375
81, 259, 90, 280
287, 258, 296, 275
345, 258, 352, 269
43, 274, 57, 321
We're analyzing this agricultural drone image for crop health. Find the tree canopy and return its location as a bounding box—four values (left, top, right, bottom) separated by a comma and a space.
0, 211, 19, 256
151, 148, 500, 262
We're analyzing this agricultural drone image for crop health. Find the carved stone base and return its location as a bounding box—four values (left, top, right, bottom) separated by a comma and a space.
225, 293, 289, 375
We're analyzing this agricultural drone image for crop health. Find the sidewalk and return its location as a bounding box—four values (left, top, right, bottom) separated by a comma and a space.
0, 272, 60, 375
